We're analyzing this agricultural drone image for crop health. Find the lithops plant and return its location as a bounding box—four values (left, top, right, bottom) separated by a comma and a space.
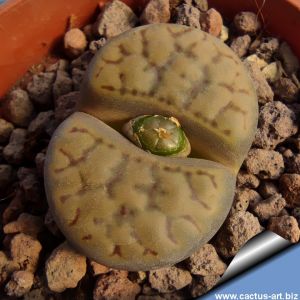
45, 24, 258, 271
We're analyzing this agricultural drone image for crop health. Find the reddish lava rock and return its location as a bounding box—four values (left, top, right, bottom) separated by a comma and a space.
279, 174, 300, 208
200, 8, 223, 37
93, 270, 141, 300
190, 275, 220, 298
214, 211, 262, 258
258, 181, 279, 198
236, 170, 260, 189
140, 0, 170, 24
3, 213, 44, 237
45, 242, 87, 293
244, 149, 284, 180
268, 216, 300, 243
252, 193, 286, 221
149, 266, 192, 293
232, 188, 262, 213
233, 11, 261, 36
254, 101, 298, 149
89, 260, 110, 276
5, 270, 34, 297
10, 233, 42, 273
186, 244, 226, 276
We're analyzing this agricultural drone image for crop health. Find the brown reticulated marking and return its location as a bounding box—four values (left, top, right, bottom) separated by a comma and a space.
45, 112, 236, 271
81, 24, 258, 171
111, 245, 122, 257
82, 234, 92, 241
69, 208, 81, 226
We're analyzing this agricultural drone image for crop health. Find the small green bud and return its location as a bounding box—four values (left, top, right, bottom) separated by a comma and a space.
122, 115, 191, 157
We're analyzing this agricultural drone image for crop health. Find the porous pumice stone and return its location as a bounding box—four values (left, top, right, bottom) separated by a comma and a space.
45, 112, 235, 271
80, 23, 258, 172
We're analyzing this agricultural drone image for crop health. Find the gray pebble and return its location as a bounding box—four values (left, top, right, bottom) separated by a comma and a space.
3, 89, 34, 127
174, 4, 201, 28
94, 0, 138, 39
0, 164, 15, 190
53, 70, 73, 100
0, 118, 14, 144
27, 72, 56, 108
72, 68, 86, 91
3, 129, 27, 165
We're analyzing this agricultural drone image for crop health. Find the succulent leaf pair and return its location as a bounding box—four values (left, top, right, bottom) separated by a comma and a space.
44, 24, 258, 270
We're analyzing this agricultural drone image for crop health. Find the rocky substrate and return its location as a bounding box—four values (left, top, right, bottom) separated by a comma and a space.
0, 0, 299, 299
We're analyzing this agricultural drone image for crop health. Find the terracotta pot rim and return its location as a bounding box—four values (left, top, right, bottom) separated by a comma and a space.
1, 0, 300, 98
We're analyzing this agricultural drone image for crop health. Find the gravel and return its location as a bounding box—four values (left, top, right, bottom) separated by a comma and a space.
140, 0, 171, 24
0, 1, 299, 298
